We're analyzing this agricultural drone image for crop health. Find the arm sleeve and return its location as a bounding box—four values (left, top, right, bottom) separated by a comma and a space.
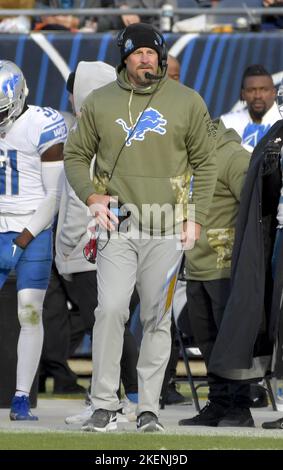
25, 161, 64, 237
58, 181, 91, 256
185, 93, 218, 225
224, 150, 250, 202
64, 99, 100, 204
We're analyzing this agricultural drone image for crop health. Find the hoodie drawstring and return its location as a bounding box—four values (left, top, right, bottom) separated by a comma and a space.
128, 88, 134, 128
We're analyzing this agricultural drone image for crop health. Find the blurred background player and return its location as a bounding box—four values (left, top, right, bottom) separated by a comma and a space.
221, 65, 280, 152
0, 60, 67, 420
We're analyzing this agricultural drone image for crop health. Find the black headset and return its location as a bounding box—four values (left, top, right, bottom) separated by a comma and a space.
116, 25, 168, 70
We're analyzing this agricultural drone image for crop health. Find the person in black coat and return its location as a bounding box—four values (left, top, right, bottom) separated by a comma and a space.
208, 121, 283, 375
207, 120, 283, 430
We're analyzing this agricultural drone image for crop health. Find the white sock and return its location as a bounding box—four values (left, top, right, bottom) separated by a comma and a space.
15, 391, 29, 397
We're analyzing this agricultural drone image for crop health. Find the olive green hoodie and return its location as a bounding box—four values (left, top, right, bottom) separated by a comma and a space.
64, 68, 217, 233
186, 121, 251, 280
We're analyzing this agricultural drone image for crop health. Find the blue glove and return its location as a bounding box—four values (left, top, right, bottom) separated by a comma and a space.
0, 239, 24, 270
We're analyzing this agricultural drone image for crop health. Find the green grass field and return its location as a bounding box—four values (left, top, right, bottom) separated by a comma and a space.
0, 432, 283, 450
2, 381, 282, 451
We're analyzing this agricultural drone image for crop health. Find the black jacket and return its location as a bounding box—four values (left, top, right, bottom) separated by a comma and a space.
208, 119, 283, 377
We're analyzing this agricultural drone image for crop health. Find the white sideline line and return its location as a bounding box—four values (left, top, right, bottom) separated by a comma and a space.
30, 32, 70, 80
168, 33, 199, 58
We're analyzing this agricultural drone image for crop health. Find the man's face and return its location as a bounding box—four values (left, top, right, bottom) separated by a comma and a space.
241, 75, 276, 122
125, 47, 159, 87
167, 57, 180, 82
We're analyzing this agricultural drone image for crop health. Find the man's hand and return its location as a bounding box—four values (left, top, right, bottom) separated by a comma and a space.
180, 221, 201, 250
14, 228, 34, 249
0, 239, 24, 270
87, 194, 119, 231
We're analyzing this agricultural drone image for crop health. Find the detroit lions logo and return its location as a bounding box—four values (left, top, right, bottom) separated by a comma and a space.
2, 74, 20, 99
116, 107, 167, 147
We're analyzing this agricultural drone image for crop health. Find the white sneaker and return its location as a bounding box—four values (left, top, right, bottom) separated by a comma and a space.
65, 403, 94, 424
119, 397, 137, 422
66, 399, 137, 425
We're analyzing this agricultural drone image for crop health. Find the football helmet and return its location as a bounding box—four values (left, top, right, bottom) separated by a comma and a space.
0, 60, 28, 134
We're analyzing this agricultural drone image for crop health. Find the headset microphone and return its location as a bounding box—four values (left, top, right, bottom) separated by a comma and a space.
144, 65, 168, 81
144, 71, 163, 80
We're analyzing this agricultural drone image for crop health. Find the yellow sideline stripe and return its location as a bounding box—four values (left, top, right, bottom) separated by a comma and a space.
165, 274, 177, 312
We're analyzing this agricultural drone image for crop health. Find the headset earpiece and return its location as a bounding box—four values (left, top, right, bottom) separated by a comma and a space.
116, 28, 126, 48
161, 42, 168, 70
152, 28, 168, 70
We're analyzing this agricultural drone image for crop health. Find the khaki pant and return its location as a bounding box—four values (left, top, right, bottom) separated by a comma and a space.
91, 233, 183, 416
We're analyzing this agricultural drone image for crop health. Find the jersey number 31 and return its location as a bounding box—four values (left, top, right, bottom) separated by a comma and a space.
0, 150, 19, 195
